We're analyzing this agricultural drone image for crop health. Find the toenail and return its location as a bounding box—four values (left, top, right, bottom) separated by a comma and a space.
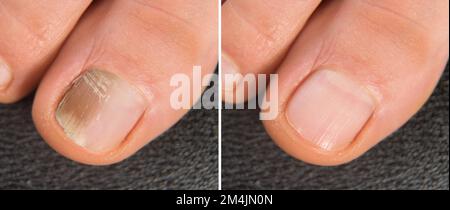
221, 53, 240, 92
0, 61, 12, 90
286, 69, 375, 151
56, 69, 148, 153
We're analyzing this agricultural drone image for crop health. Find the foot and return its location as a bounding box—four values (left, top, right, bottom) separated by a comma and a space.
2, 0, 217, 165
221, 0, 449, 165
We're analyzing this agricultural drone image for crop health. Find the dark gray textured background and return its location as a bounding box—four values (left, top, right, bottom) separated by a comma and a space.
0, 64, 448, 190
222, 64, 449, 190
0, 94, 218, 190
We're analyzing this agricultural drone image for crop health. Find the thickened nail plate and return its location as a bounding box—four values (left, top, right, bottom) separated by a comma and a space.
0, 61, 12, 90
286, 70, 375, 151
56, 69, 148, 153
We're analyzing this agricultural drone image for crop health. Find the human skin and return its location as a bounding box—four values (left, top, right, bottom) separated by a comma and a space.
0, 0, 92, 102
0, 0, 217, 165
222, 0, 449, 165
0, 0, 448, 166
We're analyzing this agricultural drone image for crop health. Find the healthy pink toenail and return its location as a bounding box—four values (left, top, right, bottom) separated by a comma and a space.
286, 69, 375, 151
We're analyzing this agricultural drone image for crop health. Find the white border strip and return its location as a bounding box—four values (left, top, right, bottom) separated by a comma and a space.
217, 0, 222, 191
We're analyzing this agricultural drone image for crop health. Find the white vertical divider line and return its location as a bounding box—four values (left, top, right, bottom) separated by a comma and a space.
218, 0, 222, 191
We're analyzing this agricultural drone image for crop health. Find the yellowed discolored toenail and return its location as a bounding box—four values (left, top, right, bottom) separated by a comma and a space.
56, 69, 148, 153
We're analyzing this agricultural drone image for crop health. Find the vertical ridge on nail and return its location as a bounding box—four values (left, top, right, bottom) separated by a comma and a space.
56, 69, 148, 152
